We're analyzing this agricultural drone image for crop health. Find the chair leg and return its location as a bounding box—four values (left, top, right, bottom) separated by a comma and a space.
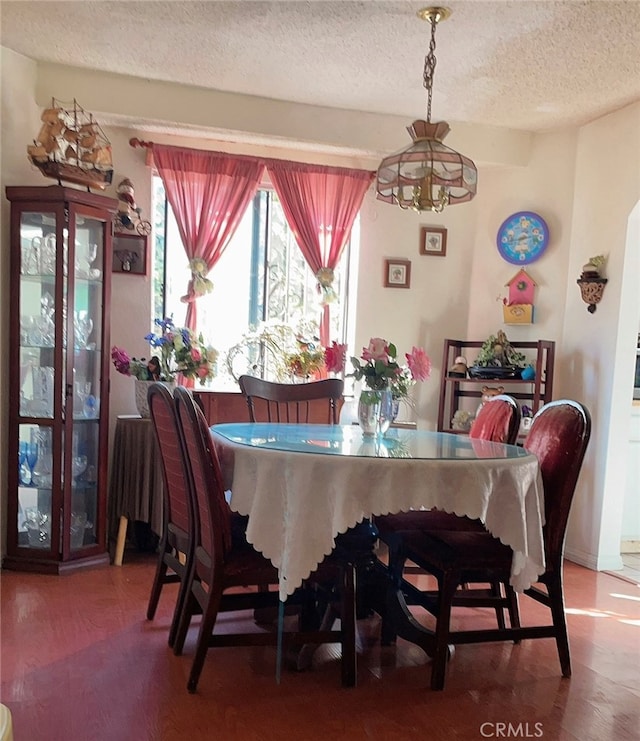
491, 580, 506, 631
341, 563, 357, 688
547, 576, 571, 677
173, 583, 198, 656
430, 570, 460, 691
505, 584, 521, 642
187, 590, 224, 694
146, 547, 169, 620
168, 568, 191, 649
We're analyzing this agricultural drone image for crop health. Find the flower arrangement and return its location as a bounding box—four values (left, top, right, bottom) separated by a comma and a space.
111, 317, 218, 386
285, 337, 348, 378
225, 322, 347, 382
349, 338, 431, 396
285, 335, 326, 378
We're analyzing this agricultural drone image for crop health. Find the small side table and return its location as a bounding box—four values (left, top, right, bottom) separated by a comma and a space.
108, 415, 164, 565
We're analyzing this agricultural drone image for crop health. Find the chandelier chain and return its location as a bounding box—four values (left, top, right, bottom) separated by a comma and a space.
423, 15, 438, 123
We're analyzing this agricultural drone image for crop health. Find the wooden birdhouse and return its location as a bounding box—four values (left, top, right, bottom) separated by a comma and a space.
503, 269, 536, 324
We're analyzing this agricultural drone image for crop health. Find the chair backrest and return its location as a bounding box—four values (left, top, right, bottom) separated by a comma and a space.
147, 382, 191, 538
524, 400, 591, 569
238, 375, 344, 424
174, 386, 232, 566
469, 394, 521, 444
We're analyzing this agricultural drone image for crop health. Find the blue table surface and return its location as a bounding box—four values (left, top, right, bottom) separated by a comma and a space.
210, 423, 529, 461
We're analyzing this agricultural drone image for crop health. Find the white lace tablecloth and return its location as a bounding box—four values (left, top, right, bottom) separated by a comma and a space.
210, 423, 545, 600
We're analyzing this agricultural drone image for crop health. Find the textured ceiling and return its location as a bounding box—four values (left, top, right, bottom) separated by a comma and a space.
2, 0, 640, 133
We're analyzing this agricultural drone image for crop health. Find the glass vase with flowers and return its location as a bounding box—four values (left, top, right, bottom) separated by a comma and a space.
349, 338, 431, 436
111, 317, 218, 416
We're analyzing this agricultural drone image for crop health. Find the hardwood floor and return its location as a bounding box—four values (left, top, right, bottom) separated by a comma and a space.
1, 554, 639, 741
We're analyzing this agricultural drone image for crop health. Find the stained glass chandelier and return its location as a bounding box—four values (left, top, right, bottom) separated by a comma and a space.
376, 7, 478, 213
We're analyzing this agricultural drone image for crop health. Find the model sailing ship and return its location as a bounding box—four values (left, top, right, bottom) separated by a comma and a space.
27, 99, 114, 190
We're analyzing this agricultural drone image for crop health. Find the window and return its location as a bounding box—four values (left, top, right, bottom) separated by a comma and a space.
153, 176, 356, 388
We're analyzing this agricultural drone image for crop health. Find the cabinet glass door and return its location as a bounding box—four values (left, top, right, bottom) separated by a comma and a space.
17, 211, 59, 551
69, 214, 105, 551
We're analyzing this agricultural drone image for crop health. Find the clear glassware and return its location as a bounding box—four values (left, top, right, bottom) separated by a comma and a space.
377, 389, 395, 436
358, 389, 381, 437
30, 427, 53, 488
72, 455, 88, 478
24, 237, 40, 275
70, 511, 88, 549
74, 381, 91, 416
358, 388, 394, 437
86, 242, 98, 275
40, 234, 56, 274
20, 315, 35, 345
73, 311, 93, 348
31, 366, 55, 417
24, 507, 50, 548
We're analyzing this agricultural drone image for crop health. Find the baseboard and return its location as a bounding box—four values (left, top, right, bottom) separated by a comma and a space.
621, 539, 640, 553
564, 547, 624, 572
563, 547, 599, 570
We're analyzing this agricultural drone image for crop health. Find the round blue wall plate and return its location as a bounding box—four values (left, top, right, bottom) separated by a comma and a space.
496, 211, 549, 265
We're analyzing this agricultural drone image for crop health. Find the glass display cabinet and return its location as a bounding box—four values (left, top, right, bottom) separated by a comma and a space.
5, 186, 118, 572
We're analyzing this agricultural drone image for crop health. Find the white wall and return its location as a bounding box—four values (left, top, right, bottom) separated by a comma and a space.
467, 129, 578, 345
356, 188, 477, 426
560, 108, 640, 569
0, 48, 43, 557
2, 49, 639, 571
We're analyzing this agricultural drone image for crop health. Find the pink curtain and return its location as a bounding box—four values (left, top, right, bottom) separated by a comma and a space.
153, 144, 265, 332
266, 161, 374, 347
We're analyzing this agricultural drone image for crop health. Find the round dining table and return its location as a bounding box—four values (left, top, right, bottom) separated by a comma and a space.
209, 422, 545, 603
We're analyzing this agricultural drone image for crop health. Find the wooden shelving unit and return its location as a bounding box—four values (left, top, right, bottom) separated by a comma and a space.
437, 338, 555, 436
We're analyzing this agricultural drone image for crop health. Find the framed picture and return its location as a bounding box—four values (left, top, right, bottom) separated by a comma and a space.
384, 259, 411, 289
420, 226, 447, 257
112, 233, 148, 275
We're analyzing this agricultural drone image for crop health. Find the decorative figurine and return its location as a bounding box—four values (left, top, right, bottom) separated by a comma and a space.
448, 355, 468, 378
114, 178, 152, 236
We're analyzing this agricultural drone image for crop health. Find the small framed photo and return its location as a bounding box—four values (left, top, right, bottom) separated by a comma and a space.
420, 226, 447, 257
384, 258, 411, 289
112, 233, 148, 275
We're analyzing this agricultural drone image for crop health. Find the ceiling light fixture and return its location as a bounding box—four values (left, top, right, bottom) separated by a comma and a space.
375, 7, 478, 213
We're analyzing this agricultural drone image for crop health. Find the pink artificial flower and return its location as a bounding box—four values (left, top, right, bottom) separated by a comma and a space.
362, 338, 389, 364
197, 365, 209, 379
406, 346, 431, 382
325, 341, 347, 374
190, 347, 202, 362
111, 346, 132, 375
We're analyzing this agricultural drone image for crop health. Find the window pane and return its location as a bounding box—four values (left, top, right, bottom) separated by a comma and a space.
156, 177, 351, 388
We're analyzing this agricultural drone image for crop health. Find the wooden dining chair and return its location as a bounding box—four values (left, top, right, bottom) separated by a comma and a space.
376, 394, 521, 538
237, 374, 373, 617
172, 386, 357, 692
386, 399, 591, 690
375, 394, 522, 639
238, 375, 344, 424
146, 382, 195, 649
